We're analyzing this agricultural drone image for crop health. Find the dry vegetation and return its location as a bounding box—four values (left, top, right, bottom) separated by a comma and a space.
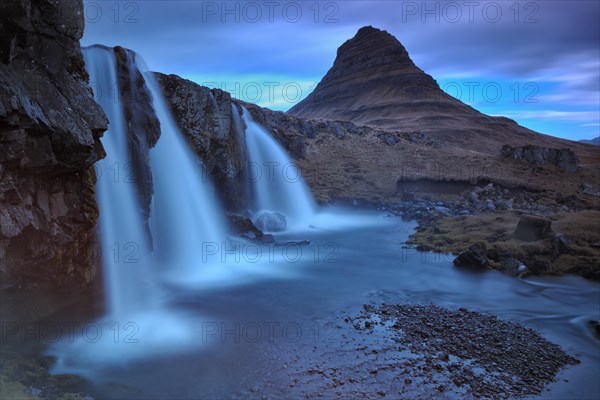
298, 127, 600, 206
408, 211, 600, 279
294, 127, 600, 279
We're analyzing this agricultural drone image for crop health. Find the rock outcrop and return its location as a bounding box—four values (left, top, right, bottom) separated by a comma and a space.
155, 75, 391, 210
288, 26, 595, 159
453, 243, 488, 268
514, 215, 552, 241
155, 73, 247, 210
240, 101, 389, 159
0, 0, 107, 288
501, 145, 579, 173
114, 46, 161, 234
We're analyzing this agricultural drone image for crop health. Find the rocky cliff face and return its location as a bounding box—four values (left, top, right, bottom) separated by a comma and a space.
501, 145, 579, 173
114, 46, 161, 235
0, 0, 107, 288
235, 102, 598, 208
156, 73, 248, 211
149, 28, 597, 210
288, 26, 595, 159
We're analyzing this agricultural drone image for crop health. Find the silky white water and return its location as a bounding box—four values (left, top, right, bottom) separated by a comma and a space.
242, 108, 381, 233
144, 62, 227, 273
47, 49, 387, 376
47, 46, 226, 374
82, 45, 155, 320
242, 107, 316, 230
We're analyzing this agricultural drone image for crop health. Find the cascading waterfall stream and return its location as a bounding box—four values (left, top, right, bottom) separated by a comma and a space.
241, 107, 383, 233
47, 48, 379, 378
242, 107, 316, 230
143, 63, 227, 273
47, 46, 227, 374
82, 46, 155, 320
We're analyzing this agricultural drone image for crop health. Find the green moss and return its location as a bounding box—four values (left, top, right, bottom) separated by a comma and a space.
0, 375, 38, 400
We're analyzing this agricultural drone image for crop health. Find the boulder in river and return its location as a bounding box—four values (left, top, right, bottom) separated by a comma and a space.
453, 243, 488, 268
253, 211, 287, 232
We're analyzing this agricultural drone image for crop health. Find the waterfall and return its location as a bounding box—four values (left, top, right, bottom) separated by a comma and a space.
144, 63, 227, 272
47, 46, 226, 373
83, 45, 155, 320
242, 108, 316, 231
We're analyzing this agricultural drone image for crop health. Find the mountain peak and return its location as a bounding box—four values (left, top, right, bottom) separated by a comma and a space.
287, 27, 551, 154
354, 25, 385, 36
288, 26, 435, 123
333, 26, 416, 71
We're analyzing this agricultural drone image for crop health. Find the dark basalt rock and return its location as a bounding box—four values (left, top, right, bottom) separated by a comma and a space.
226, 214, 274, 244
155, 74, 400, 210
501, 144, 579, 173
155, 72, 247, 211
253, 211, 287, 232
0, 0, 107, 288
514, 215, 552, 241
589, 320, 600, 338
228, 214, 264, 239
113, 46, 161, 238
453, 243, 488, 268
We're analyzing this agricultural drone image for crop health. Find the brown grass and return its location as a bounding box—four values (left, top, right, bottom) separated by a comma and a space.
408, 211, 600, 279
297, 128, 600, 209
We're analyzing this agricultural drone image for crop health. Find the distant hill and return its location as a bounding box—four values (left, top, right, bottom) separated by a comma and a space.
288, 26, 596, 160
580, 137, 600, 146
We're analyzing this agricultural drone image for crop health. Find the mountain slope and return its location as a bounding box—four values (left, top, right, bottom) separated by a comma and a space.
580, 137, 600, 146
288, 26, 597, 160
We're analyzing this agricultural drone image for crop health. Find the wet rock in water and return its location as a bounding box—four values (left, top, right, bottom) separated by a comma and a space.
514, 215, 552, 241
227, 214, 264, 239
253, 211, 287, 232
453, 243, 488, 268
275, 239, 310, 247
498, 256, 525, 276
259, 234, 274, 243
589, 320, 600, 338
528, 259, 552, 274
226, 214, 281, 245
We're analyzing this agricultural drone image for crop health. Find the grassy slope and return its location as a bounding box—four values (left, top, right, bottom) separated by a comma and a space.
298, 126, 600, 206
407, 211, 600, 279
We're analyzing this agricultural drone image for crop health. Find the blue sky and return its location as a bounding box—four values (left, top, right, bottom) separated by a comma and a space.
81, 0, 600, 141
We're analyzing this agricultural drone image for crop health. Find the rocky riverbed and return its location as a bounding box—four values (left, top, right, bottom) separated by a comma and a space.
234, 304, 580, 400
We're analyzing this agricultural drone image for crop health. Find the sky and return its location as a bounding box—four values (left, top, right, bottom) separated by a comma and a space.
81, 0, 600, 141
